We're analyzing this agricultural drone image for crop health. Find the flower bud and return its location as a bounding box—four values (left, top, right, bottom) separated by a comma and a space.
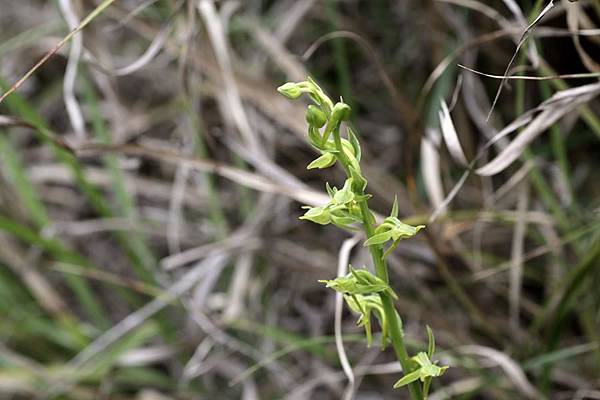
332, 102, 352, 121
305, 105, 327, 128
277, 82, 302, 99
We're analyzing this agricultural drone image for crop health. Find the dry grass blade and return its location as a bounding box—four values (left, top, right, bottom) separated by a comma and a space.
0, 0, 116, 105
428, 108, 535, 221
0, 115, 34, 128
114, 23, 171, 76
502, 0, 539, 67
458, 346, 540, 399
0, 235, 67, 315
566, 2, 600, 73
2, 1, 598, 397
197, 0, 259, 151
477, 81, 600, 176
302, 30, 419, 131
428, 378, 483, 400
439, 100, 468, 166
272, 0, 316, 43
248, 21, 306, 81
58, 0, 86, 139
486, 0, 555, 121
75, 142, 328, 206
422, 128, 446, 217
335, 234, 362, 400
48, 252, 231, 397
509, 182, 529, 331
458, 64, 600, 80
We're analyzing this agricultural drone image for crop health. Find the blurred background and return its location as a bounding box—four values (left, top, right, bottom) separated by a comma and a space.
0, 0, 599, 398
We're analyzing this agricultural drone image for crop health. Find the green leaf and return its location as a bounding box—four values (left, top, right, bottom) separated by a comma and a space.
307, 152, 336, 169
426, 325, 435, 358
391, 195, 399, 219
347, 127, 361, 162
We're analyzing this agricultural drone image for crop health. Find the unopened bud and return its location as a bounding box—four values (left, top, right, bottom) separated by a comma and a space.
306, 105, 327, 128
277, 82, 302, 99
332, 102, 351, 121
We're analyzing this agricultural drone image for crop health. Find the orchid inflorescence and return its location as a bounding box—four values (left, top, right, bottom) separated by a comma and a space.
278, 77, 447, 399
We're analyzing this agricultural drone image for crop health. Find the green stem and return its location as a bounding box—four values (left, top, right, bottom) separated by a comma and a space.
360, 201, 422, 400
332, 127, 422, 400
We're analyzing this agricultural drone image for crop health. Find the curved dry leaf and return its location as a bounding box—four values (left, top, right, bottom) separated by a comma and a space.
421, 128, 445, 214
0, 0, 116, 105
0, 115, 32, 128
502, 0, 539, 67
566, 2, 600, 73
114, 24, 171, 76
486, 0, 555, 120
459, 345, 540, 399
476, 82, 600, 176
439, 100, 468, 166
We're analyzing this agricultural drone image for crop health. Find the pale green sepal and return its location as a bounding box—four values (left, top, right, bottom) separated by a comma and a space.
393, 369, 421, 389
299, 206, 330, 225
307, 152, 336, 169
364, 231, 394, 246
